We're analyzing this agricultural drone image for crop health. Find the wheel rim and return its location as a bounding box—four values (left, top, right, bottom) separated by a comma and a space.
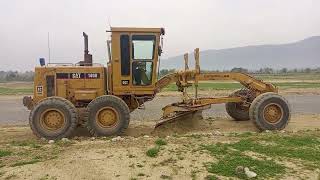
263, 103, 283, 124
40, 109, 66, 131
96, 107, 119, 128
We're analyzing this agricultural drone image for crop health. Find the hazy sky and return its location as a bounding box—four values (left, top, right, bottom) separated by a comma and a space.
0, 0, 319, 71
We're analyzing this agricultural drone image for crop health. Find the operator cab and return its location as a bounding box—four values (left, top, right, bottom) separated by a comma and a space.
107, 27, 165, 96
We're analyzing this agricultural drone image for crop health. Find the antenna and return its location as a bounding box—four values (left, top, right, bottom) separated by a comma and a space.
47, 32, 51, 63
107, 16, 112, 29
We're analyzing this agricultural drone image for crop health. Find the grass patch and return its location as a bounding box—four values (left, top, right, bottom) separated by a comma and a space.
237, 132, 254, 138
162, 81, 320, 91
146, 139, 168, 157
203, 142, 229, 155
261, 134, 320, 148
206, 152, 285, 179
10, 140, 41, 148
146, 147, 160, 157
0, 87, 33, 95
55, 140, 74, 147
0, 150, 12, 157
231, 136, 320, 165
155, 138, 167, 146
160, 174, 172, 179
256, 73, 320, 81
191, 170, 200, 180
203, 143, 285, 179
204, 175, 218, 180
11, 159, 40, 167
203, 132, 320, 179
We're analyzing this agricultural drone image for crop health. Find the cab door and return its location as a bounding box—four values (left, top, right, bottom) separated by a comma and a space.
131, 35, 156, 88
112, 32, 159, 96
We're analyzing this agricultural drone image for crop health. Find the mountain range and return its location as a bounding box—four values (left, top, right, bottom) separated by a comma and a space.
161, 36, 320, 70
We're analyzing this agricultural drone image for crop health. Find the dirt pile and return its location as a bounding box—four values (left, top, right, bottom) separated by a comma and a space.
124, 111, 217, 137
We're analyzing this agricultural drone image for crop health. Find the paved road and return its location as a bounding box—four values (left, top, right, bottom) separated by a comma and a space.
0, 95, 319, 125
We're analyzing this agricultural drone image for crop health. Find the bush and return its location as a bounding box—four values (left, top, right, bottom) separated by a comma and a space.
146, 147, 160, 157
155, 138, 167, 146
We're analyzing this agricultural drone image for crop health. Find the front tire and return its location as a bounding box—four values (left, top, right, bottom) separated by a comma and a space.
29, 97, 77, 140
85, 95, 130, 136
226, 89, 252, 121
249, 93, 291, 131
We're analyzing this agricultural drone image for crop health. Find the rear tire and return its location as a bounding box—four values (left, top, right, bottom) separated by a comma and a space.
249, 92, 291, 131
85, 95, 130, 136
29, 97, 77, 140
225, 89, 251, 121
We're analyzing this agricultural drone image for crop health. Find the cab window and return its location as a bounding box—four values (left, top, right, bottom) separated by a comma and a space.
131, 35, 155, 86
132, 35, 155, 60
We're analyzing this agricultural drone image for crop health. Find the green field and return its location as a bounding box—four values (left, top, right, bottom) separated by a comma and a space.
0, 82, 319, 95
202, 130, 320, 179
0, 87, 33, 95
163, 82, 320, 91
0, 72, 319, 95
255, 73, 320, 80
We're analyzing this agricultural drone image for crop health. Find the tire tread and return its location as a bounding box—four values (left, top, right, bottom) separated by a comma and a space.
249, 92, 291, 131
29, 97, 77, 139
84, 95, 130, 136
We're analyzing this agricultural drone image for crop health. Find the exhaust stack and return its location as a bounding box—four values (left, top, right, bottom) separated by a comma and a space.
79, 32, 92, 66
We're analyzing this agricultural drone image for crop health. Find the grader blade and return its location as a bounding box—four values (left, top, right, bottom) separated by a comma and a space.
155, 102, 211, 128
155, 111, 195, 128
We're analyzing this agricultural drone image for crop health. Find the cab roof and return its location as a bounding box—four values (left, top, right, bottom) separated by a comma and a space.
108, 27, 165, 34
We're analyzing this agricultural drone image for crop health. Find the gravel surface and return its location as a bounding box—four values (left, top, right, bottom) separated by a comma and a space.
0, 95, 320, 125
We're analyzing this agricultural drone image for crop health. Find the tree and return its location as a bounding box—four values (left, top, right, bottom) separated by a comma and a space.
231, 67, 248, 73
159, 69, 175, 78
258, 68, 274, 74
280, 68, 288, 74
304, 68, 311, 73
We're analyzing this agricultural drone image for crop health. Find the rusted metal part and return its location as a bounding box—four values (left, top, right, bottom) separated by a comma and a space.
22, 96, 33, 110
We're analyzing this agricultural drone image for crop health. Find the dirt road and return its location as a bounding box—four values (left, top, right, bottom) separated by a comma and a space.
0, 95, 319, 125
0, 95, 319, 180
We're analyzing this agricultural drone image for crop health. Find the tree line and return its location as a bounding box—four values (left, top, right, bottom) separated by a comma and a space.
0, 71, 34, 82
0, 67, 319, 82
159, 67, 320, 77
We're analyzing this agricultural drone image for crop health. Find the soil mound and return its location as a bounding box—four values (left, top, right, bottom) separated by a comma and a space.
125, 111, 213, 137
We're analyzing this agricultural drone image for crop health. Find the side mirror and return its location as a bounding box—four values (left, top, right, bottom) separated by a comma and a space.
158, 46, 162, 56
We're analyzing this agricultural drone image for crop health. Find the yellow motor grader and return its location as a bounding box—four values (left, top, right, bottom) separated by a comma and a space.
23, 27, 290, 139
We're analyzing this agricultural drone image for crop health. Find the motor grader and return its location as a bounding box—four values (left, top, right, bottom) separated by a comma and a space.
23, 27, 291, 139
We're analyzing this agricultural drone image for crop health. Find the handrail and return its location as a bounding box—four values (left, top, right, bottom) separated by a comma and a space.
46, 63, 103, 67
